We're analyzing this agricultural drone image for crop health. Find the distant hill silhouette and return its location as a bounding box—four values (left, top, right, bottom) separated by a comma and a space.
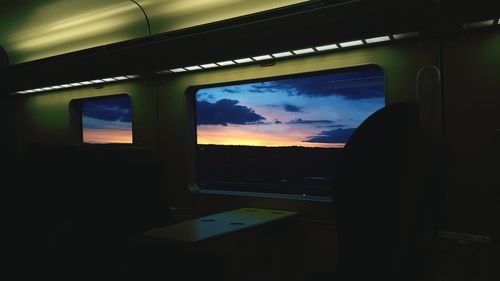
196, 144, 344, 197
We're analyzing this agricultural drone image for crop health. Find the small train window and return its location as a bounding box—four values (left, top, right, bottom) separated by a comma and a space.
79, 94, 133, 144
193, 65, 384, 197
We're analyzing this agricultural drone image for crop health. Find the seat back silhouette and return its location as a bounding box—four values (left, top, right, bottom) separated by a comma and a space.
334, 66, 447, 281
25, 143, 172, 280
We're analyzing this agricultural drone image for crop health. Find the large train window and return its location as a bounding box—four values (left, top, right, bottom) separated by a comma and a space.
192, 65, 384, 198
74, 94, 133, 144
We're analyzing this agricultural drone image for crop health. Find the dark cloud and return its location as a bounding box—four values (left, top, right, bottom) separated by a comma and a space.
287, 118, 333, 124
248, 83, 280, 93
196, 99, 266, 126
82, 118, 132, 130
317, 124, 347, 128
196, 93, 216, 100
274, 120, 282, 124
266, 103, 304, 112
304, 128, 356, 143
247, 67, 384, 100
82, 95, 132, 122
283, 103, 303, 112
222, 88, 240, 94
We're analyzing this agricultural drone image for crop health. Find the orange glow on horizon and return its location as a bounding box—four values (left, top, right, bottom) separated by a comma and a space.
197, 125, 344, 148
83, 128, 132, 144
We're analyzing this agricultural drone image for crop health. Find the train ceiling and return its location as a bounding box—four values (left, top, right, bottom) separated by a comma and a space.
0, 0, 498, 94
0, 0, 309, 65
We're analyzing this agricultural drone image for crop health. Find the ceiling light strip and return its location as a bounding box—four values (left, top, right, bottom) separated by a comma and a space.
365, 36, 391, 44
272, 51, 294, 58
185, 66, 202, 71
339, 40, 364, 48
314, 44, 338, 51
161, 31, 424, 75
234, 58, 254, 64
392, 32, 419, 40
292, 48, 315, 55
217, 60, 236, 66
200, 63, 219, 69
253, 54, 273, 61
15, 30, 424, 94
12, 75, 137, 95
463, 19, 495, 29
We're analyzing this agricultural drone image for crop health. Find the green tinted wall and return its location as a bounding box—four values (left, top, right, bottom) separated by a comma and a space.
0, 0, 149, 64
17, 81, 158, 150
156, 39, 440, 211
15, 37, 441, 279
443, 30, 500, 235
0, 0, 307, 64
15, 39, 441, 212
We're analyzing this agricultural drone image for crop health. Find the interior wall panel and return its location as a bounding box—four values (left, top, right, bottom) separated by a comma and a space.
16, 81, 158, 151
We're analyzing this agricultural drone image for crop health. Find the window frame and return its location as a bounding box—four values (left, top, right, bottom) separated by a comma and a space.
185, 64, 386, 201
70, 93, 135, 145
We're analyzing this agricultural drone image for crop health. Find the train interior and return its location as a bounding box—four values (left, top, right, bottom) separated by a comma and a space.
1, 0, 499, 280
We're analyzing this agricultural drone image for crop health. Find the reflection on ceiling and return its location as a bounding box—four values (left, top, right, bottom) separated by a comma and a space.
0, 0, 307, 65
137, 0, 307, 35
0, 0, 149, 64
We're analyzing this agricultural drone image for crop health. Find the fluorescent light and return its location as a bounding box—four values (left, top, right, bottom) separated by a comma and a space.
80, 81, 93, 85
365, 36, 391, 44
272, 51, 293, 58
234, 58, 253, 63
339, 40, 364, 47
113, 76, 129, 80
315, 44, 338, 51
216, 61, 235, 66
463, 20, 495, 29
70, 83, 82, 86
292, 48, 315, 55
170, 68, 187, 73
253, 55, 273, 61
25, 90, 36, 93
156, 70, 171, 74
59, 84, 72, 88
41, 87, 52, 91
392, 32, 419, 39
126, 75, 140, 78
51, 85, 63, 89
102, 78, 116, 82
32, 88, 43, 92
16, 90, 27, 94
200, 63, 218, 68
185, 65, 202, 71
91, 79, 104, 83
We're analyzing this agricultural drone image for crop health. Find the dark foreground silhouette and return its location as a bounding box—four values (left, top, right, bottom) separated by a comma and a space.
197, 144, 344, 197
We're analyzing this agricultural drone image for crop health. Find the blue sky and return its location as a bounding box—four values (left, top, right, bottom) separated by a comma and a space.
196, 67, 385, 147
82, 95, 132, 143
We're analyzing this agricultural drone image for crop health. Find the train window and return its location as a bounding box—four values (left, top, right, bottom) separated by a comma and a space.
78, 94, 133, 144
192, 65, 384, 198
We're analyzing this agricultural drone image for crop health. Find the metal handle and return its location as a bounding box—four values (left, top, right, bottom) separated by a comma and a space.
416, 65, 443, 136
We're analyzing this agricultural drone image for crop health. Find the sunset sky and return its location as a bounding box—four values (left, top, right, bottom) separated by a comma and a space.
82, 95, 132, 144
196, 67, 385, 148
